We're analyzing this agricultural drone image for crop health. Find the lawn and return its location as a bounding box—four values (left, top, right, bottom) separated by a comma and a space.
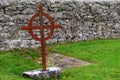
0, 39, 120, 80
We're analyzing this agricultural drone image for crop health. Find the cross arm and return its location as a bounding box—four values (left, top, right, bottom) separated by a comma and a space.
21, 24, 61, 30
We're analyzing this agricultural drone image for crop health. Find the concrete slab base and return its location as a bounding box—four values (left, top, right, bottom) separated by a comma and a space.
22, 67, 61, 79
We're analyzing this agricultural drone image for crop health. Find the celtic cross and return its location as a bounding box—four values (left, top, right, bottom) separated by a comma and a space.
21, 5, 61, 71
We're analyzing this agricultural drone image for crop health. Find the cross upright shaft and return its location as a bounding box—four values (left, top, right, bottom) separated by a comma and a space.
38, 5, 46, 71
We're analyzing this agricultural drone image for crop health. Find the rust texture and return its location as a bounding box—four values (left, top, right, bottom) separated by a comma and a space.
21, 5, 61, 71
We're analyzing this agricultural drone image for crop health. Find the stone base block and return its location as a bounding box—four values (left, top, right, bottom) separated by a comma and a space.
22, 67, 61, 79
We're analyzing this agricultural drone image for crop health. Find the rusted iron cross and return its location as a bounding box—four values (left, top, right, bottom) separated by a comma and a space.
21, 5, 61, 71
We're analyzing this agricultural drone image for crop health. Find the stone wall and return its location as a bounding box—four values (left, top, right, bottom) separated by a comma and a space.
0, 0, 120, 50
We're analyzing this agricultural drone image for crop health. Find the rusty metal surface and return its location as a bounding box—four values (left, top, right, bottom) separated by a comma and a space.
21, 5, 61, 71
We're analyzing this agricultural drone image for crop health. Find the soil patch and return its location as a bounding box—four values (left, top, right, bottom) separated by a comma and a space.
46, 53, 91, 69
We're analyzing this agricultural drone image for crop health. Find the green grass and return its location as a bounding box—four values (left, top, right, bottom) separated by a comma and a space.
48, 39, 120, 80
0, 49, 40, 80
0, 39, 120, 80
